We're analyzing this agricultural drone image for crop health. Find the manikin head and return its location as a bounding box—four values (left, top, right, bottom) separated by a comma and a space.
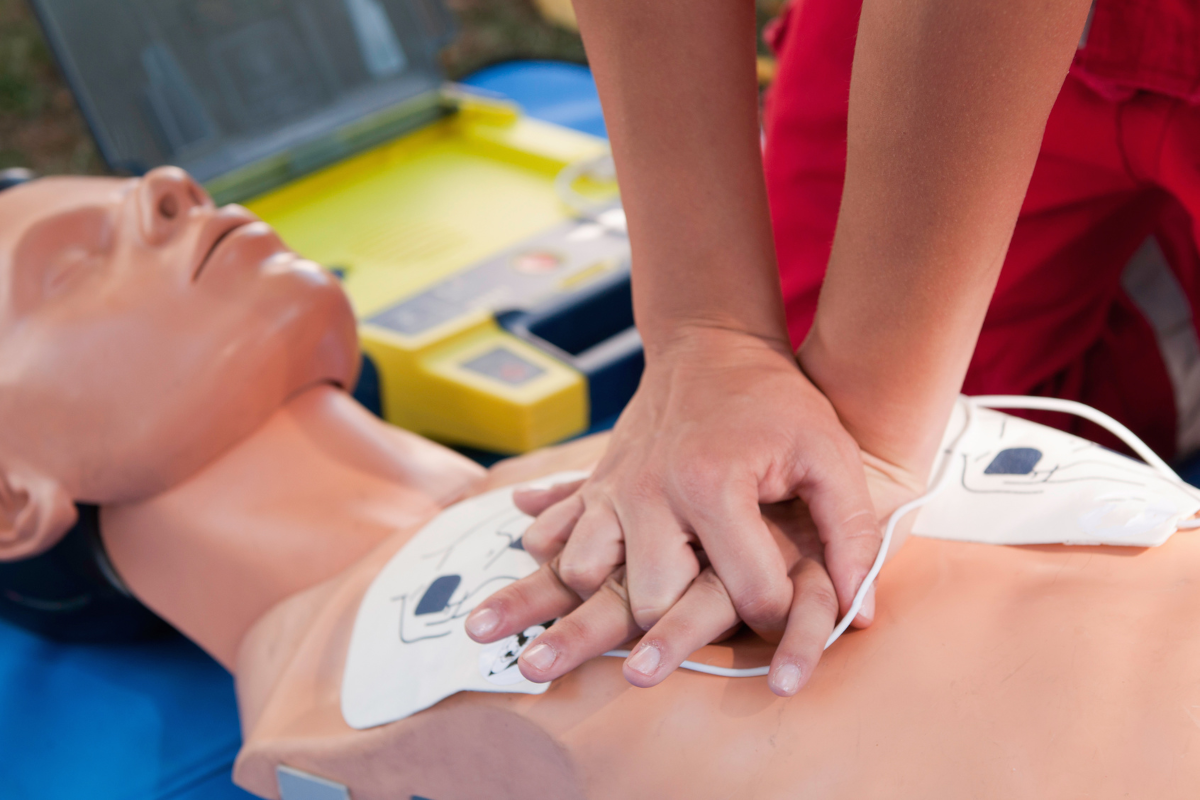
0, 167, 359, 559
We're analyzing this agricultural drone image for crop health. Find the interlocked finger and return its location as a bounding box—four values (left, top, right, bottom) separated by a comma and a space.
621, 567, 740, 688
557, 501, 626, 598
465, 558, 581, 643
517, 567, 643, 683
520, 492, 587, 563
766, 557, 841, 697
686, 478, 793, 639
622, 498, 702, 630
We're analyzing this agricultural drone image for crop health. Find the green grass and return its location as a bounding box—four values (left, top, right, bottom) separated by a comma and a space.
0, 0, 103, 173
0, 5, 48, 116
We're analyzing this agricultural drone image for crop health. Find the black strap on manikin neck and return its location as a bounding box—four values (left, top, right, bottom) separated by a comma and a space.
0, 505, 169, 642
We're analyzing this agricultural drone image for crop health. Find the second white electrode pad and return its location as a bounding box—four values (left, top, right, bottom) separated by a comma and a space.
912, 399, 1200, 548
341, 471, 589, 731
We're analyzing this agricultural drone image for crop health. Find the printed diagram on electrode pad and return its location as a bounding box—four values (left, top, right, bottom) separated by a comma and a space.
343, 476, 590, 730
394, 506, 534, 644
959, 415, 1168, 495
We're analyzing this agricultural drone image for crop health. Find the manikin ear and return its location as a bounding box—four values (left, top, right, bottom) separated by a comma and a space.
0, 466, 77, 561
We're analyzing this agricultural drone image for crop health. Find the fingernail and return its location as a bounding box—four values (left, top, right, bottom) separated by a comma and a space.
522, 642, 557, 671
770, 663, 802, 696
465, 607, 499, 638
626, 643, 661, 676
859, 586, 876, 624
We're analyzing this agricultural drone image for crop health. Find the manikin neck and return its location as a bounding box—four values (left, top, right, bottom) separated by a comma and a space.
100, 385, 486, 669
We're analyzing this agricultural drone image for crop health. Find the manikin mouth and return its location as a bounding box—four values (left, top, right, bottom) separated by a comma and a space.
193, 219, 253, 281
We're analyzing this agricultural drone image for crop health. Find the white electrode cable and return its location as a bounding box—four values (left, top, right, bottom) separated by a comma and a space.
601, 648, 773, 679
599, 394, 1199, 678
820, 399, 978, 652
970, 395, 1178, 478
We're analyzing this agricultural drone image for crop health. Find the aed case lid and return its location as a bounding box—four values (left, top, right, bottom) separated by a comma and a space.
30, 0, 455, 201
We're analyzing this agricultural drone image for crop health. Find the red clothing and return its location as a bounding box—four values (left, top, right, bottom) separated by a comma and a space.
1075, 0, 1200, 102
763, 0, 1200, 459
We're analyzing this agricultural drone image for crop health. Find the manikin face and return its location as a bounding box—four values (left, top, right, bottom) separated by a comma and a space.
0, 168, 358, 539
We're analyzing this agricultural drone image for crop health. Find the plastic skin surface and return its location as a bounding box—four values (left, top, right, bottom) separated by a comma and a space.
0, 168, 362, 559
4, 174, 1198, 798
228, 445, 1200, 800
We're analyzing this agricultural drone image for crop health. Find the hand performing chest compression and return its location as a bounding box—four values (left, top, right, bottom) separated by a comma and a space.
466, 327, 928, 696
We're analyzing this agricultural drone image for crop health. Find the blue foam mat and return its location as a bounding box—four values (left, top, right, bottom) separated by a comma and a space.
0, 61, 605, 800
0, 621, 253, 800
460, 60, 605, 139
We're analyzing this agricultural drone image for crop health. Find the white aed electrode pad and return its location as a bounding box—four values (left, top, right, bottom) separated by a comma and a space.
341, 471, 588, 730
912, 398, 1200, 547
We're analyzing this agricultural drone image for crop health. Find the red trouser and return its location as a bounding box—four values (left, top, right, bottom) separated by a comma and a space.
764, 0, 1200, 460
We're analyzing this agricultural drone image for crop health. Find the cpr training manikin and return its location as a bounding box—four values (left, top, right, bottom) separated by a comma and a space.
3, 168, 1200, 800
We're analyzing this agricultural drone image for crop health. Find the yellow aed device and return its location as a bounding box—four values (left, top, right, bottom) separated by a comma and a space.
34, 0, 641, 454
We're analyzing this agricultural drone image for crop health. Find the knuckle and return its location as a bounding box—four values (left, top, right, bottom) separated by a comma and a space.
671, 459, 731, 504
597, 570, 631, 606
504, 574, 546, 611
551, 611, 601, 648
522, 533, 557, 563
557, 557, 607, 596
631, 606, 664, 631
839, 515, 883, 544
731, 583, 791, 626
544, 557, 576, 596
579, 481, 611, 506
523, 517, 564, 552
832, 522, 884, 561
804, 582, 841, 619
690, 569, 732, 605
490, 573, 554, 622
620, 472, 662, 506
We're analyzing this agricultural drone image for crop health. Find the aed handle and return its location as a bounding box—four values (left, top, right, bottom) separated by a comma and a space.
498, 270, 644, 424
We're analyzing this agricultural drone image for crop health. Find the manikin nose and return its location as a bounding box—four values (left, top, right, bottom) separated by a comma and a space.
137, 166, 212, 245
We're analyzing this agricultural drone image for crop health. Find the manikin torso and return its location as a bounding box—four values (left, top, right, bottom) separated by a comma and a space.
103, 403, 1200, 800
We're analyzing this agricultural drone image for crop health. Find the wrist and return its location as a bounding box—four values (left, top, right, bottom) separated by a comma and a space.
797, 329, 946, 485
640, 318, 794, 365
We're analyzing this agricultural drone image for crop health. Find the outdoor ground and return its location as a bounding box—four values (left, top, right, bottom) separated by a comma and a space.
0, 0, 780, 176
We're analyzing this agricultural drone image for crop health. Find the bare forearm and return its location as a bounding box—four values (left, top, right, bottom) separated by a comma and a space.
572, 0, 787, 354
800, 0, 1093, 475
